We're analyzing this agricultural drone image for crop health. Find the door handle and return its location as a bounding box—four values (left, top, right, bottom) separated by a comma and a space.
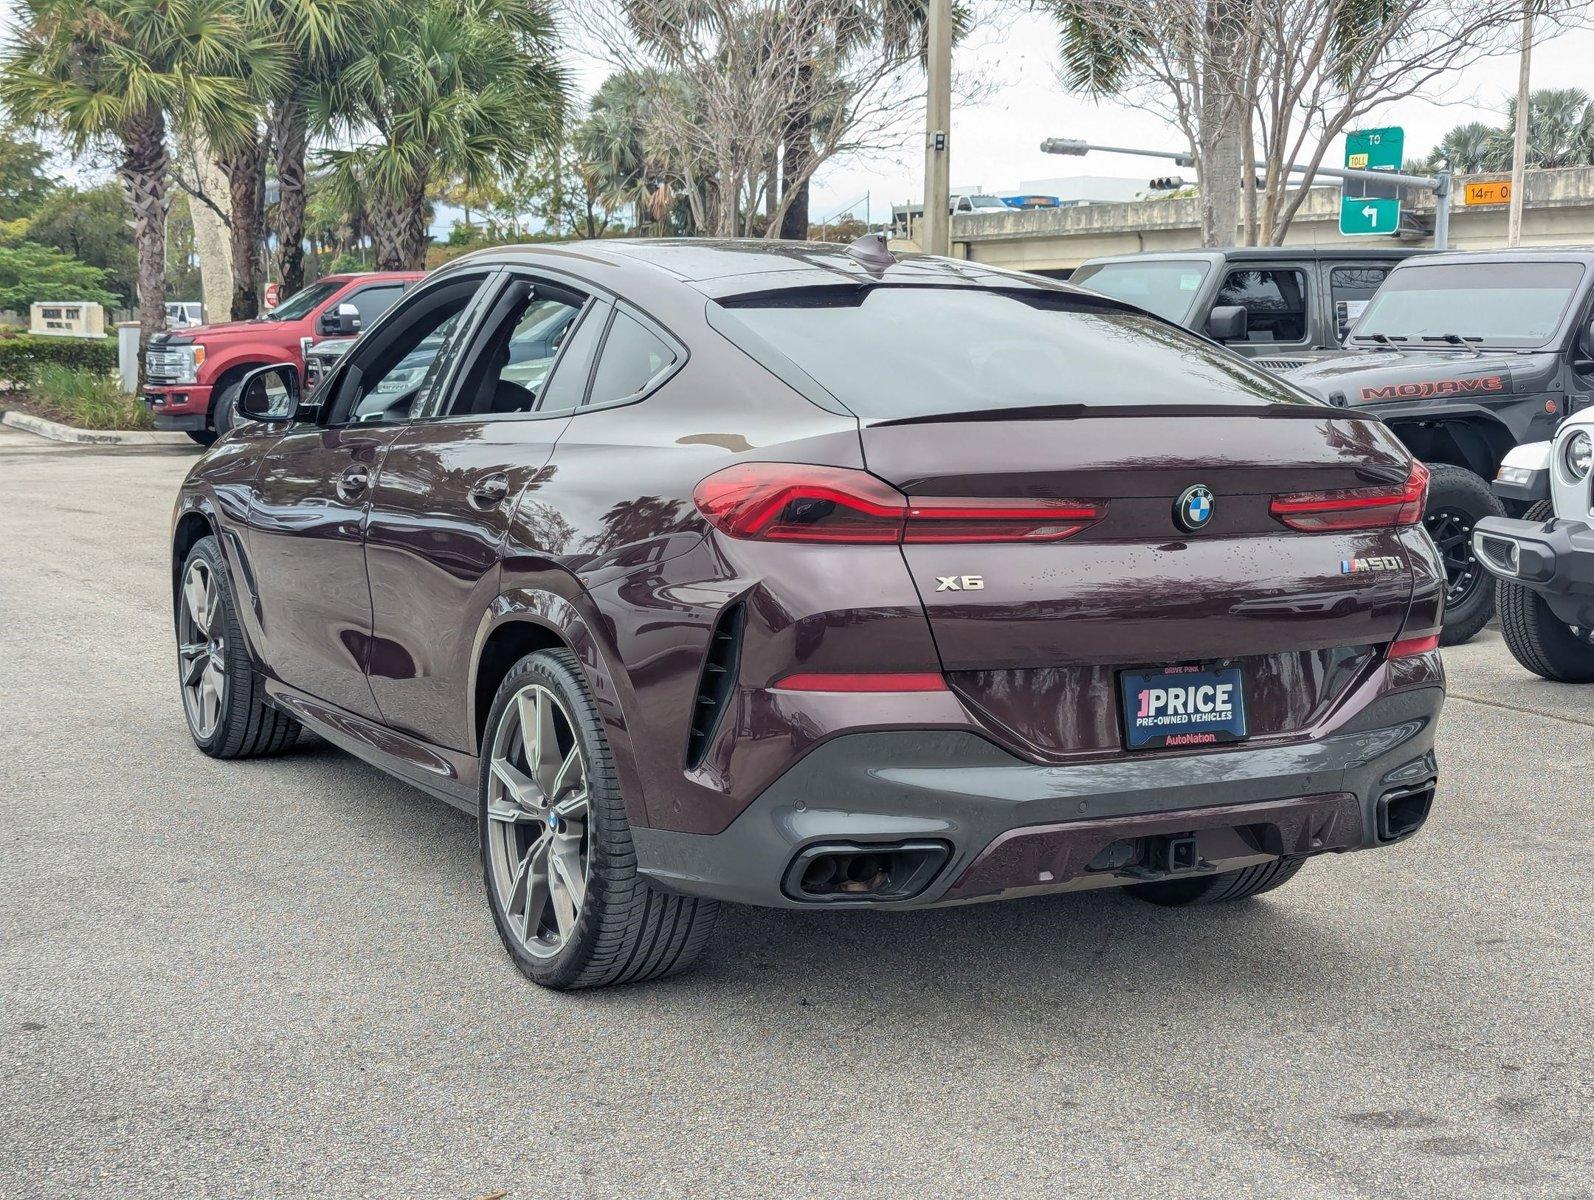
336, 465, 369, 502
468, 473, 511, 510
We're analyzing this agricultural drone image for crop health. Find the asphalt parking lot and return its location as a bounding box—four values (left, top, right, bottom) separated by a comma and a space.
1, 424, 1590, 1199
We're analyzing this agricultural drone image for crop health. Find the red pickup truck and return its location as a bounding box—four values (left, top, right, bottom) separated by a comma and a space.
143, 271, 423, 444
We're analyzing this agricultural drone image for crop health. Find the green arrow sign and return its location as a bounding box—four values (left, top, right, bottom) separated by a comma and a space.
1340, 126, 1404, 236
1340, 197, 1400, 236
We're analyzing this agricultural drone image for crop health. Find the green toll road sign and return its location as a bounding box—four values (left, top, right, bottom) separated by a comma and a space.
1340, 126, 1403, 237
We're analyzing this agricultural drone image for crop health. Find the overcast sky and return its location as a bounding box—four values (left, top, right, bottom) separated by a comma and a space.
790, 12, 1594, 225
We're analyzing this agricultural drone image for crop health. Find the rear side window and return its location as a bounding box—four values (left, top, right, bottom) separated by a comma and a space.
346, 284, 407, 326
712, 286, 1315, 420
1215, 268, 1308, 343
1329, 266, 1389, 340
587, 310, 677, 405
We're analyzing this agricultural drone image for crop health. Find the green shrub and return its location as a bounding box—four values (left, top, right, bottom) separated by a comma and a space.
28, 363, 149, 430
0, 330, 118, 384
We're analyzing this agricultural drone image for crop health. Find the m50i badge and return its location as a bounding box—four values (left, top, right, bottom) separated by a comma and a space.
1341, 555, 1404, 574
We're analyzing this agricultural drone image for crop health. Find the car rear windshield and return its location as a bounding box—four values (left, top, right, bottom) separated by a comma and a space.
712, 285, 1311, 419
1070, 260, 1210, 322
1350, 261, 1585, 348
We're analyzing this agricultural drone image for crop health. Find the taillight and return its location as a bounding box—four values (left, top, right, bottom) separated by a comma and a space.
1269, 460, 1429, 532
692, 463, 904, 543
692, 463, 1104, 545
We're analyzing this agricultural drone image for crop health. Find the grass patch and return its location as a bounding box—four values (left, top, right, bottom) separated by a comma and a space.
21, 364, 151, 430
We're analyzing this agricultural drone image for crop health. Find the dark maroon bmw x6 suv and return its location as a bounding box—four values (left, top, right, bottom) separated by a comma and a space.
171, 238, 1446, 989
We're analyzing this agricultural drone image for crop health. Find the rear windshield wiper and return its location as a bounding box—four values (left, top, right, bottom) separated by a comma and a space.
1420, 334, 1484, 345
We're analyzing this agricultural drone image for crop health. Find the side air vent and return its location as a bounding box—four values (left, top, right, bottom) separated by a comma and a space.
686, 601, 745, 769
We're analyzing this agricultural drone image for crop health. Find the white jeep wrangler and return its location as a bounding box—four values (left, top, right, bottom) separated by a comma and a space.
1475, 413, 1594, 681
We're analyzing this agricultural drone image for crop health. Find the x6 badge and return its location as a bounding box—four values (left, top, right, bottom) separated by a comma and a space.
935, 575, 984, 592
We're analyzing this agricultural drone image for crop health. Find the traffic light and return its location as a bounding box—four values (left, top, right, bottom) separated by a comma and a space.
1149, 176, 1188, 191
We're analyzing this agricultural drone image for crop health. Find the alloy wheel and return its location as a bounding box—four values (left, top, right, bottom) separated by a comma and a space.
1425, 506, 1482, 608
178, 559, 227, 739
485, 683, 592, 959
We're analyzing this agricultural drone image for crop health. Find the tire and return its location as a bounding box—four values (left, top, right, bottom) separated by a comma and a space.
1423, 462, 1503, 647
211, 382, 240, 440
1497, 501, 1594, 682
184, 429, 217, 447
479, 647, 719, 990
176, 536, 301, 758
1127, 855, 1306, 907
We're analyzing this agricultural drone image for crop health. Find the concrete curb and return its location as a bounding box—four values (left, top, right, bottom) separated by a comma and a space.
0, 409, 193, 447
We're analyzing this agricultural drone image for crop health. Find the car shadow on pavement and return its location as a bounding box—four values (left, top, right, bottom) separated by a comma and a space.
275, 734, 1367, 1023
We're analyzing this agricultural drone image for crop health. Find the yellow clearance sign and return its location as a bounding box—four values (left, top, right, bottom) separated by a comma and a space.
1464, 180, 1512, 206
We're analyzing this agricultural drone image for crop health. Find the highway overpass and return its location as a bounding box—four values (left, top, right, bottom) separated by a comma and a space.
920, 165, 1594, 275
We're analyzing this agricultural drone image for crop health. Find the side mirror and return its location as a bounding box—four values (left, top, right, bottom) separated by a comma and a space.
1207, 305, 1249, 342
235, 363, 300, 422
1580, 316, 1594, 362
319, 301, 362, 337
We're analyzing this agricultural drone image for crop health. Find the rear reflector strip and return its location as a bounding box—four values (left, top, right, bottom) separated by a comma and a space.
1389, 634, 1440, 659
771, 672, 949, 693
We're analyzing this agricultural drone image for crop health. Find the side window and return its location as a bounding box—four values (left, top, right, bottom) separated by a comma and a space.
445, 282, 586, 417
345, 284, 407, 328
333, 278, 483, 425
537, 301, 608, 413
1215, 268, 1309, 343
1329, 266, 1389, 340
587, 310, 678, 406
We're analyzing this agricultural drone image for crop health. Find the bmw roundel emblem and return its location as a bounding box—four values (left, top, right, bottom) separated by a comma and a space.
1175, 484, 1215, 533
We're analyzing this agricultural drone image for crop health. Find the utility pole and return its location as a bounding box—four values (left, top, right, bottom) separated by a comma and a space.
1507, 3, 1533, 247
921, 0, 952, 256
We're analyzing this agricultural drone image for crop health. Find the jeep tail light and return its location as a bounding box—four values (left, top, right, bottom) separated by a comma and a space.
693, 463, 1104, 544
1269, 460, 1429, 532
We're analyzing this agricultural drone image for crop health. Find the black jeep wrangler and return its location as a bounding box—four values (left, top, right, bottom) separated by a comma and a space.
1283, 249, 1594, 645
1071, 246, 1424, 367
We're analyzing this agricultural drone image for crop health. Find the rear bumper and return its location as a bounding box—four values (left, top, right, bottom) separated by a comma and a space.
143, 384, 212, 430
1473, 514, 1594, 626
633, 676, 1443, 910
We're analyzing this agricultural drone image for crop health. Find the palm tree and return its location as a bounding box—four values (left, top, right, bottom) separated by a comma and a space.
2, 0, 285, 349
314, 0, 567, 270
1428, 89, 1594, 175
1427, 121, 1507, 174
249, 0, 359, 298
1515, 87, 1592, 169
776, 0, 960, 240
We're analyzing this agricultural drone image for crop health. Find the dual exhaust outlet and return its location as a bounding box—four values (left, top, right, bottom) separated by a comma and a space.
782, 841, 950, 903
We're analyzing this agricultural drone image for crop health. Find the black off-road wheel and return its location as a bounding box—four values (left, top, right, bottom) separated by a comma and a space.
1127, 856, 1307, 907
1424, 463, 1503, 647
1497, 502, 1594, 682
479, 648, 720, 990
184, 429, 217, 447
176, 536, 301, 758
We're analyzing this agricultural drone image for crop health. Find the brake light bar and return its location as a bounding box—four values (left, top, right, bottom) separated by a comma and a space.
693, 463, 1104, 545
771, 672, 949, 692
1270, 460, 1429, 532
904, 497, 1104, 543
